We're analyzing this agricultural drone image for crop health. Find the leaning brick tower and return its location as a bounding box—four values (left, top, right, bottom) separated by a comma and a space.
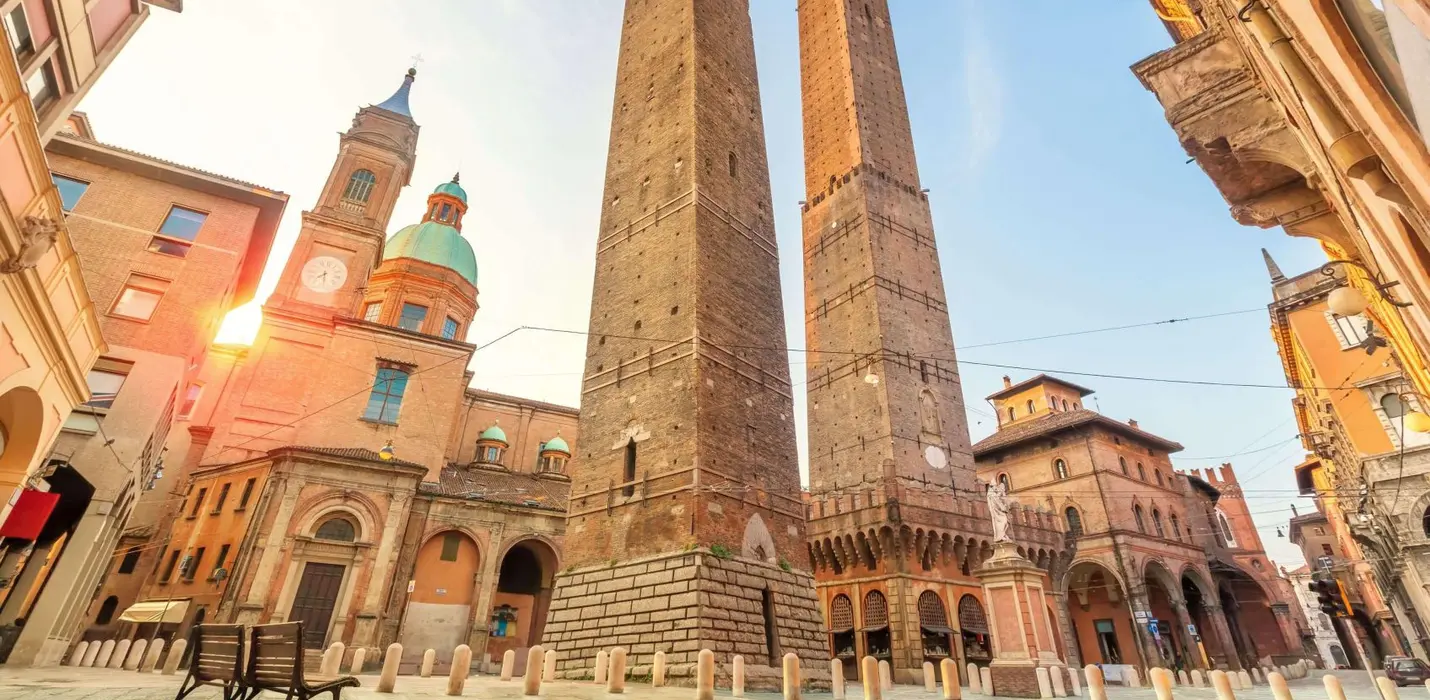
543, 0, 828, 688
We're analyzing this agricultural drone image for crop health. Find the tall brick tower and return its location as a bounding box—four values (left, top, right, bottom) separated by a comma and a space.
545, 0, 827, 688
797, 0, 1068, 686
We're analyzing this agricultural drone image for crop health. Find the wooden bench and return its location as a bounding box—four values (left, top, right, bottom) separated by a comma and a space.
243, 622, 358, 700
175, 623, 245, 700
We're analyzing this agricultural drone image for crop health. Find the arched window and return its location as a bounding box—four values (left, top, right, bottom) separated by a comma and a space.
341, 169, 376, 204
1137, 463, 1146, 481
1170, 514, 1182, 540
1065, 507, 1083, 537
1007, 407, 1015, 422
95, 595, 119, 625
1061, 398, 1069, 411
1422, 505, 1430, 537
1133, 505, 1146, 533
1217, 511, 1237, 547
1119, 457, 1128, 475
998, 473, 1010, 490
1152, 509, 1165, 538
1054, 459, 1069, 480
831, 594, 854, 632
314, 517, 357, 542
1154, 469, 1164, 486
863, 590, 889, 628
1026, 399, 1034, 415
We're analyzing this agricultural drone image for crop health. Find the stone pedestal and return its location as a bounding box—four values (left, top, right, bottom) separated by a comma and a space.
978, 543, 1065, 698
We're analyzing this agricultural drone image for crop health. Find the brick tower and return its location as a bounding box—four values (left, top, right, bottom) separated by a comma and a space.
544, 0, 827, 688
797, 0, 1067, 685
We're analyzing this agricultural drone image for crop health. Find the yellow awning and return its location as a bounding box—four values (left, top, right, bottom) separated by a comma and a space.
118, 599, 189, 624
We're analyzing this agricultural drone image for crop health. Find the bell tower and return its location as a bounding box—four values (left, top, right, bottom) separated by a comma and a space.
266, 69, 420, 321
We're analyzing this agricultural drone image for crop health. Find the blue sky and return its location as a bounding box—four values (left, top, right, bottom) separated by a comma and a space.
78, 1, 1324, 566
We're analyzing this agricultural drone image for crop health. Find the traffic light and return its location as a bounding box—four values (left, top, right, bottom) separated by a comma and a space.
1309, 573, 1353, 617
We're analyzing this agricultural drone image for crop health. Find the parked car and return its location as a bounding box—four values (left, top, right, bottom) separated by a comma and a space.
1385, 656, 1430, 686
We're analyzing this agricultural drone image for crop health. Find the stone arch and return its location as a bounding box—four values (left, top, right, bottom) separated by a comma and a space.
489, 536, 561, 656
741, 513, 777, 563
401, 528, 482, 658
0, 386, 45, 499
1144, 558, 1179, 593
293, 490, 382, 543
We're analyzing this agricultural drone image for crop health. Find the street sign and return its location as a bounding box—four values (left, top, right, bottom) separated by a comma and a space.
1133, 611, 1151, 621
1187, 623, 1197, 635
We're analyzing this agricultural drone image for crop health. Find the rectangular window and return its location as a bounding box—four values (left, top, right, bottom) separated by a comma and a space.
111, 274, 170, 321
1322, 543, 1335, 557
148, 205, 208, 257
441, 317, 459, 340
117, 548, 141, 574
183, 547, 205, 581
177, 383, 203, 420
440, 532, 461, 562
3, 4, 33, 57
363, 367, 410, 423
81, 367, 128, 410
1094, 619, 1122, 664
363, 302, 382, 322
1333, 313, 1370, 347
25, 60, 57, 114
211, 483, 231, 513
52, 174, 89, 211
236, 477, 256, 510
160, 550, 181, 583
398, 303, 427, 332
188, 487, 207, 517
210, 544, 231, 580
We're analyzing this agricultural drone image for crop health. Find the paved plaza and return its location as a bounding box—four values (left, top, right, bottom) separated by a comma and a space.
0, 668, 1387, 700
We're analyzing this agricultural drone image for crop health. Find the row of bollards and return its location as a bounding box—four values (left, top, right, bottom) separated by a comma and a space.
65, 638, 189, 675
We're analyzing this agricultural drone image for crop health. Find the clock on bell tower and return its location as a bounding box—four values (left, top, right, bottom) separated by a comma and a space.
266, 69, 421, 322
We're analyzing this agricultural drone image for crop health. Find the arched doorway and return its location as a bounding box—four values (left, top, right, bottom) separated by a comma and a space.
958, 594, 992, 668
862, 590, 891, 662
1144, 562, 1188, 669
1214, 566, 1290, 668
401, 530, 480, 662
829, 594, 856, 674
919, 591, 953, 661
488, 538, 557, 667
1182, 571, 1223, 669
1064, 562, 1133, 668
0, 387, 44, 503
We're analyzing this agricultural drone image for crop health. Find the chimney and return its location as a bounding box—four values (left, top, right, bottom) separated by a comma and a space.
1128, 419, 1139, 429
1002, 375, 1012, 389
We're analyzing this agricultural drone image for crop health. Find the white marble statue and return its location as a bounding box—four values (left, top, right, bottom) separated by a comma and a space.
987, 481, 1012, 542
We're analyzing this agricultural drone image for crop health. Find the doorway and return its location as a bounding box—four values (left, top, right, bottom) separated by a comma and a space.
289, 562, 345, 649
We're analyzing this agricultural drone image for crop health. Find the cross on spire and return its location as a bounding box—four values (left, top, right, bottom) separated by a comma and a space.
409, 53, 425, 71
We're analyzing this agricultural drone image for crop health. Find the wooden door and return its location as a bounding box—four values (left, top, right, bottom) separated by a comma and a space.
289, 562, 345, 649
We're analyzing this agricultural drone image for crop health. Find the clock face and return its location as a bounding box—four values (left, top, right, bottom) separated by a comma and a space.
301, 256, 348, 293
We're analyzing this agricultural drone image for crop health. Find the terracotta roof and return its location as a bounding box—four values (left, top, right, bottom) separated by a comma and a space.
985, 374, 1095, 401
420, 465, 569, 511
284, 445, 425, 470
50, 133, 283, 195
971, 409, 1184, 456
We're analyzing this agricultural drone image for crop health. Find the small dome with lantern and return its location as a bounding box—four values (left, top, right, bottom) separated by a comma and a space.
475, 421, 508, 468
539, 433, 571, 474
382, 175, 477, 285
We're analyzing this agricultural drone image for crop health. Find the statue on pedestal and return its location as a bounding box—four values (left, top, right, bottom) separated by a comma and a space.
987, 481, 1012, 543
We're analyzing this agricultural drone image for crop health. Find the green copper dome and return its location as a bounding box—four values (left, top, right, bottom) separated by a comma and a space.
543, 435, 570, 454
434, 180, 467, 203
383, 221, 477, 285
478, 424, 507, 443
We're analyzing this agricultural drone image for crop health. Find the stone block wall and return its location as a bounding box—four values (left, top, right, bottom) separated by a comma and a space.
990, 665, 1041, 698
545, 550, 830, 690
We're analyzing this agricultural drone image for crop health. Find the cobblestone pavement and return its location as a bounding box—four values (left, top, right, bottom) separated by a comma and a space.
0, 668, 1388, 700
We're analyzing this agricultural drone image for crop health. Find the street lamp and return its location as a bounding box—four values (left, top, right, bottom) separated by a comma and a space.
1321, 259, 1413, 315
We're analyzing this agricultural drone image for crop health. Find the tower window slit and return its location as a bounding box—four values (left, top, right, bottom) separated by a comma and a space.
622, 439, 637, 497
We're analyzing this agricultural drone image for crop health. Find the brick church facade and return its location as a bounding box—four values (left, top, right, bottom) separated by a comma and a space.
77, 70, 579, 672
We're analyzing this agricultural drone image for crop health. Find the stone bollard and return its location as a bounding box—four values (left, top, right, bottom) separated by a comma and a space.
1209, 670, 1236, 700
82, 640, 102, 668
123, 639, 147, 671
1150, 668, 1173, 700
1228, 671, 1242, 691
1269, 673, 1292, 700
1177, 670, 1190, 687
880, 659, 893, 691
693, 648, 711, 700
1123, 666, 1140, 689
163, 639, 187, 675
1050, 665, 1067, 697
942, 659, 961, 700
524, 646, 544, 696
447, 644, 471, 696
654, 651, 667, 687
1068, 667, 1082, 697
595, 650, 609, 685
831, 659, 846, 700
1036, 667, 1053, 699
609, 647, 628, 695
981, 667, 993, 697
349, 647, 367, 675
1191, 670, 1206, 688
69, 641, 88, 667
321, 642, 344, 676
1084, 665, 1106, 700
378, 643, 402, 693
141, 639, 165, 673
783, 653, 802, 700
1424, 679, 1430, 696
421, 649, 436, 678
1237, 670, 1253, 689
1324, 673, 1348, 700
543, 648, 557, 684
95, 639, 117, 668
924, 662, 937, 693
501, 649, 516, 681
733, 654, 746, 698
1378, 677, 1404, 700
968, 663, 981, 693
862, 656, 882, 700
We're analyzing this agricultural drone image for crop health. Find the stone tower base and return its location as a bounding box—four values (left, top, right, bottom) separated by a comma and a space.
544, 550, 830, 690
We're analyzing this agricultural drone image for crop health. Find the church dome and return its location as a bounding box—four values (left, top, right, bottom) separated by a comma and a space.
478, 423, 508, 443
382, 177, 476, 285
542, 435, 570, 455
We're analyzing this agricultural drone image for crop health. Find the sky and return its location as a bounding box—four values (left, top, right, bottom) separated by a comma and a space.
77, 0, 1331, 567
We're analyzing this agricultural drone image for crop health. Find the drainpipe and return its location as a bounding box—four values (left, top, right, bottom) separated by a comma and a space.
1240, 1, 1412, 209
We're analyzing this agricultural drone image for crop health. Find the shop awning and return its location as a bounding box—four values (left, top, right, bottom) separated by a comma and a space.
0, 490, 59, 540
921, 625, 953, 635
119, 599, 190, 624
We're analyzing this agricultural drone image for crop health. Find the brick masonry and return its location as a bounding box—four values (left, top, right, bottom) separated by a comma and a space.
546, 550, 829, 690
989, 666, 1041, 698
